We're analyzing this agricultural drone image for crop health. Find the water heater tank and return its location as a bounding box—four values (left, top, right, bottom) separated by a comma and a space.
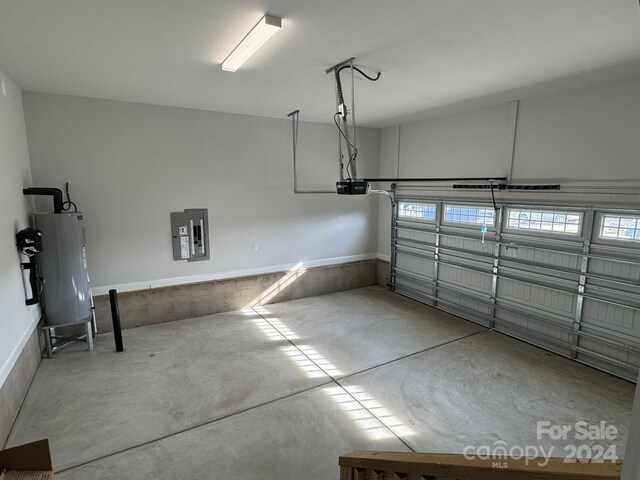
35, 213, 92, 325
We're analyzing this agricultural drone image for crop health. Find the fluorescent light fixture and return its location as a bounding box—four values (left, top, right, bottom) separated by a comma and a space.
222, 14, 282, 72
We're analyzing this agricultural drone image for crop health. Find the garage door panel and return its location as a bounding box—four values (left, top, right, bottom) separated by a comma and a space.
494, 308, 573, 346
440, 233, 487, 256
499, 261, 578, 283
582, 298, 640, 335
576, 351, 638, 381
441, 250, 495, 270
588, 254, 640, 283
394, 274, 434, 296
501, 241, 581, 271
578, 337, 640, 366
497, 278, 576, 318
438, 263, 492, 293
439, 250, 493, 268
577, 335, 640, 382
393, 284, 435, 308
436, 289, 492, 321
585, 281, 639, 302
494, 325, 573, 358
397, 227, 436, 245
395, 251, 434, 278
391, 197, 640, 382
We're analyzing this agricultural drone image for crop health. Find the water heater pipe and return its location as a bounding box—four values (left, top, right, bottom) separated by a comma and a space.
23, 187, 64, 213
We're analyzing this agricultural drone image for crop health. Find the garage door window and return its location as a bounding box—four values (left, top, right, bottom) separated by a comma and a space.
506, 208, 582, 235
600, 215, 640, 242
398, 202, 437, 222
443, 205, 495, 226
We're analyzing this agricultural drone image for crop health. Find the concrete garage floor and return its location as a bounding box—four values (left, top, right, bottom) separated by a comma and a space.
6, 286, 635, 479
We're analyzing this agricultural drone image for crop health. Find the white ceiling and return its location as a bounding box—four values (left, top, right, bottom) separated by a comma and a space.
1, 0, 639, 127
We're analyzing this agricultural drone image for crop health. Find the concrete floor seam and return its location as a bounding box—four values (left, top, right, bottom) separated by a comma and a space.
54, 379, 334, 475
336, 329, 488, 381
252, 306, 418, 452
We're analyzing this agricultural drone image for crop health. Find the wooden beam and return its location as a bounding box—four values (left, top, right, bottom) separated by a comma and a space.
339, 451, 622, 480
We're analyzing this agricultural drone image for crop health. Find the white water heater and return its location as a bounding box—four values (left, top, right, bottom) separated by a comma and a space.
35, 212, 92, 326
23, 187, 93, 333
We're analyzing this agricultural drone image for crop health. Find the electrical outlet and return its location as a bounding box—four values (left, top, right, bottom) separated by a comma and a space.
253, 242, 259, 252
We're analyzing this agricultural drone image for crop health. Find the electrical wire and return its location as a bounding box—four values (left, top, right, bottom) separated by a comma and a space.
334, 113, 358, 180
332, 61, 380, 181
490, 181, 501, 212
336, 65, 381, 81
334, 67, 356, 178
370, 189, 396, 208
61, 182, 78, 212
346, 151, 357, 180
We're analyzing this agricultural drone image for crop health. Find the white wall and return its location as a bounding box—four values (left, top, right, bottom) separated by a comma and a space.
0, 69, 40, 388
22, 93, 380, 294
377, 75, 640, 257
376, 126, 400, 262
513, 78, 640, 181
398, 104, 514, 179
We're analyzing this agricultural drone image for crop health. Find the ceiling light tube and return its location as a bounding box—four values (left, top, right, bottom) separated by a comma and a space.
222, 14, 282, 72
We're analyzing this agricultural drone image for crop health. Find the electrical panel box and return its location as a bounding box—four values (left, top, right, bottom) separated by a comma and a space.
171, 209, 210, 262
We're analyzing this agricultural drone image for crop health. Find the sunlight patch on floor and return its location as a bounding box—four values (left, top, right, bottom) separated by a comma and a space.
265, 317, 299, 340
324, 386, 396, 440
343, 385, 416, 437
251, 318, 286, 341
296, 345, 343, 377
280, 345, 327, 378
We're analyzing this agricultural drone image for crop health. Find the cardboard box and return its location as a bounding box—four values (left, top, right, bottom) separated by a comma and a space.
0, 439, 54, 479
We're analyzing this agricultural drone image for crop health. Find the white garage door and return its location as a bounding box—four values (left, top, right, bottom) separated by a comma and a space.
391, 197, 640, 381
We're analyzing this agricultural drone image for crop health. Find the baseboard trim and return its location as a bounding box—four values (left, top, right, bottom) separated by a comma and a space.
91, 253, 379, 296
0, 307, 41, 391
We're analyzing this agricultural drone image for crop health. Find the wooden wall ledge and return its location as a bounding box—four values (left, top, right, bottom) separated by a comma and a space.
339, 451, 622, 480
